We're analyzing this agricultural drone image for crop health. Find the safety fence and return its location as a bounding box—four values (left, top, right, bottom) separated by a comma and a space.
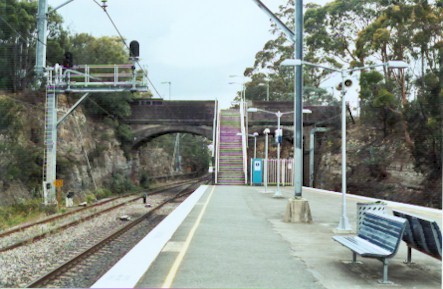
260, 158, 295, 186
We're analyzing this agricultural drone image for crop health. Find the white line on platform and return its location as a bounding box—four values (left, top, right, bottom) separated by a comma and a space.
161, 185, 215, 288
91, 185, 209, 289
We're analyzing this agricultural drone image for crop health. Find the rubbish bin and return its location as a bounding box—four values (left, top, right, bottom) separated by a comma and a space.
356, 201, 386, 232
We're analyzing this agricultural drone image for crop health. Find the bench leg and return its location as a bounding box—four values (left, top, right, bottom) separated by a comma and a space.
404, 247, 412, 264
378, 258, 392, 284
352, 252, 357, 263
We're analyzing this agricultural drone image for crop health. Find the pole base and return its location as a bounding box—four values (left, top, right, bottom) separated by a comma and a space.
335, 216, 353, 233
283, 198, 313, 223
273, 190, 284, 198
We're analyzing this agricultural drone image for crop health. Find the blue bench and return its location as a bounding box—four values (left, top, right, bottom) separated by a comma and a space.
392, 209, 442, 263
333, 212, 407, 284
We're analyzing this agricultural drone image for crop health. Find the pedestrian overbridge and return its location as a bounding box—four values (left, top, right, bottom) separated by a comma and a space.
124, 99, 216, 148
124, 99, 339, 148
247, 101, 340, 140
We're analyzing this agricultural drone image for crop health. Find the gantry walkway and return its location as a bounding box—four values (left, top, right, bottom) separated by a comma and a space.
93, 185, 442, 289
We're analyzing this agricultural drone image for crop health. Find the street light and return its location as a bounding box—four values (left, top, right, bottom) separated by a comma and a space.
258, 82, 270, 101
161, 81, 171, 100
263, 128, 271, 193
237, 132, 259, 185
252, 132, 259, 158
281, 58, 408, 231
248, 108, 292, 198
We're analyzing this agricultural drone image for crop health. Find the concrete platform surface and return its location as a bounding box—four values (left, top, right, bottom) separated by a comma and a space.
106, 185, 443, 288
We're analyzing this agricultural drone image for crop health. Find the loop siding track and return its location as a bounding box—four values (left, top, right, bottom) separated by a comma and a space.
25, 179, 206, 288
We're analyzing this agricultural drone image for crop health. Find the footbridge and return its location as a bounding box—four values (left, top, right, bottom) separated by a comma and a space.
125, 99, 339, 148
247, 100, 340, 140
125, 99, 217, 148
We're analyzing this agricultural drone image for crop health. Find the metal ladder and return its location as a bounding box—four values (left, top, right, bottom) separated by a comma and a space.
42, 86, 57, 204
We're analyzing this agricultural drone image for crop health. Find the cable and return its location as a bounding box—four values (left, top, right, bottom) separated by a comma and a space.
0, 15, 46, 47
91, 0, 163, 98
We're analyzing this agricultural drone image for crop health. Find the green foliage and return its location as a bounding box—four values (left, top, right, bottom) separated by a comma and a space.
110, 172, 137, 194
139, 173, 150, 189
85, 193, 97, 203
116, 124, 134, 144
0, 198, 43, 230
179, 134, 210, 173
94, 188, 113, 200
0, 0, 67, 91
65, 34, 128, 65
84, 92, 133, 119
405, 69, 442, 179
0, 96, 42, 188
0, 96, 22, 135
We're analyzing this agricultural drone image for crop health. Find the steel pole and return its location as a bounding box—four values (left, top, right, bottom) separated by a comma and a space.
294, 0, 304, 197
264, 132, 269, 193
337, 72, 352, 230
254, 136, 257, 159
266, 82, 270, 101
35, 0, 48, 77
274, 112, 282, 198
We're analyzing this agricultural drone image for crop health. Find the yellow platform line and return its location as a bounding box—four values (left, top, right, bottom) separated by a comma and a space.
161, 186, 216, 288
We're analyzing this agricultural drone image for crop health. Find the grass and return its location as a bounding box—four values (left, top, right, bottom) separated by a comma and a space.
0, 199, 47, 231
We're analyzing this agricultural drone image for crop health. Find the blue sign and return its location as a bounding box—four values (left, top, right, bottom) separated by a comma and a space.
252, 158, 263, 185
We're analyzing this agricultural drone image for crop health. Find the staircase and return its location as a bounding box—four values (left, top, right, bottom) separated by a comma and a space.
217, 109, 245, 185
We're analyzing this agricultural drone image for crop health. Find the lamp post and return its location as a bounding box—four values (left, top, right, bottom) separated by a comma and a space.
237, 132, 259, 185
281, 59, 408, 230
161, 81, 172, 100
252, 132, 259, 159
248, 108, 310, 198
263, 128, 270, 193
258, 82, 270, 101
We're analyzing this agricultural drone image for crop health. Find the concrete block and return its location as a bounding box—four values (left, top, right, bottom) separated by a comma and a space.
284, 198, 313, 223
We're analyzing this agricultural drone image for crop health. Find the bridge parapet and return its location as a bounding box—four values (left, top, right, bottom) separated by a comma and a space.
247, 101, 339, 126
126, 99, 215, 125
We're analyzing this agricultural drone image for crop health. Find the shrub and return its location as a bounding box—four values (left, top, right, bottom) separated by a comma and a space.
94, 188, 113, 200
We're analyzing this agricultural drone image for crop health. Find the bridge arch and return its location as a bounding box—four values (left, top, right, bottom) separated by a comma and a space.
132, 124, 213, 148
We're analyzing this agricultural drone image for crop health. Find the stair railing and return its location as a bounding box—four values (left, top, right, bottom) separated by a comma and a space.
214, 106, 221, 184
239, 100, 248, 184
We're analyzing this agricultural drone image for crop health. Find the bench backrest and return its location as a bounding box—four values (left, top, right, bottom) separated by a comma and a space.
359, 212, 406, 255
393, 210, 442, 259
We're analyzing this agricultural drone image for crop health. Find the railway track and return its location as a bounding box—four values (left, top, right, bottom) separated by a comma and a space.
24, 178, 207, 288
0, 178, 196, 253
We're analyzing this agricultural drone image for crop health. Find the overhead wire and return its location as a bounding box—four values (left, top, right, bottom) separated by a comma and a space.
91, 0, 162, 98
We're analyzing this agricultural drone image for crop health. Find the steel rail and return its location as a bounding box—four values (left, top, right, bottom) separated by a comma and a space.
25, 181, 202, 288
0, 178, 204, 252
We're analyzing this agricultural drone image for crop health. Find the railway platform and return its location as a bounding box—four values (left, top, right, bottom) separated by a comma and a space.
93, 185, 442, 289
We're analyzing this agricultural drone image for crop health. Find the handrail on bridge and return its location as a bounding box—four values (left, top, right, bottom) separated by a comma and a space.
240, 100, 248, 184
46, 64, 148, 92
215, 103, 221, 184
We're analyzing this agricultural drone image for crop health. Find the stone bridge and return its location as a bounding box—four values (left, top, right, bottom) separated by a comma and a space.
125, 99, 216, 148
124, 99, 339, 148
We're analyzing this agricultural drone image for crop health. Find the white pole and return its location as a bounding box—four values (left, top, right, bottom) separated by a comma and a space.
337, 72, 351, 230
274, 112, 283, 198
264, 130, 269, 193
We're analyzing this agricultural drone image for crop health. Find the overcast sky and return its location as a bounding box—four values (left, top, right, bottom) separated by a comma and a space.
57, 0, 329, 108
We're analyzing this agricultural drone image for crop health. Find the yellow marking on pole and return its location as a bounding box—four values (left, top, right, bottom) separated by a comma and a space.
161, 186, 215, 288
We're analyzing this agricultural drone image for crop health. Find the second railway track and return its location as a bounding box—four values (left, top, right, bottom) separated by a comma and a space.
0, 177, 209, 288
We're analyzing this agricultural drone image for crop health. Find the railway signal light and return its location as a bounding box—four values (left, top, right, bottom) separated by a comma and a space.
63, 52, 73, 68
129, 41, 140, 59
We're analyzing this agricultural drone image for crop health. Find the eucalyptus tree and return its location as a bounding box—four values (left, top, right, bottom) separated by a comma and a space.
0, 0, 67, 92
